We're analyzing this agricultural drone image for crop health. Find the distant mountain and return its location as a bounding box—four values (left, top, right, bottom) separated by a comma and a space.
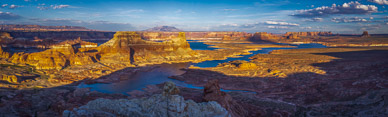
0, 24, 96, 31
144, 26, 183, 32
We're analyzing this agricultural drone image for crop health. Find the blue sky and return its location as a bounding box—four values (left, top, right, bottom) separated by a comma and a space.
0, 0, 387, 33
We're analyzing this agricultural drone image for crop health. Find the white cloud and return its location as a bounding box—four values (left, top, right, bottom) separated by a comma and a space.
1, 4, 8, 8
369, 0, 388, 5
9, 4, 22, 9
264, 21, 299, 26
331, 17, 369, 23
303, 18, 323, 22
292, 1, 378, 17
37, 4, 71, 10
267, 26, 289, 29
51, 5, 70, 9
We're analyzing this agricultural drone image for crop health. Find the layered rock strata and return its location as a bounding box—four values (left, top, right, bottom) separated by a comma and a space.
0, 46, 10, 58
98, 31, 198, 65
9, 39, 98, 70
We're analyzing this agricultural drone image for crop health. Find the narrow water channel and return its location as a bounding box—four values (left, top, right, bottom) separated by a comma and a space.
78, 42, 326, 95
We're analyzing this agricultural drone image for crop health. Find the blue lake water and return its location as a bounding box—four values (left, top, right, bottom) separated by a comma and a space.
78, 42, 326, 95
193, 43, 326, 68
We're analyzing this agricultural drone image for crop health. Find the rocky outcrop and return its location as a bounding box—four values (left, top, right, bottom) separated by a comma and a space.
361, 31, 370, 37
250, 32, 280, 40
0, 46, 10, 58
0, 74, 18, 83
98, 31, 198, 64
0, 32, 13, 39
63, 82, 229, 117
203, 79, 248, 117
286, 33, 300, 39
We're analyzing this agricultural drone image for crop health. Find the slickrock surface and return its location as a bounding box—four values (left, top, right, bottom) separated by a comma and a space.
63, 82, 229, 117
0, 87, 128, 116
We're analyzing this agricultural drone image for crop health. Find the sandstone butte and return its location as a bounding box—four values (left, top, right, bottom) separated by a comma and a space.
6, 31, 198, 70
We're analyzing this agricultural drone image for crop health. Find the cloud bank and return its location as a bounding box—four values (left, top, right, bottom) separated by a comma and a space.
292, 1, 378, 17
369, 0, 388, 5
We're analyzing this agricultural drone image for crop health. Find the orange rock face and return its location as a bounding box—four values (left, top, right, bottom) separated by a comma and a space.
361, 31, 370, 37
9, 39, 99, 70
98, 31, 197, 64
285, 32, 332, 37
0, 46, 10, 58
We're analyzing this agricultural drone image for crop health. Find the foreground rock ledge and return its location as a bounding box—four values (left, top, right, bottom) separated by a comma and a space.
63, 82, 230, 117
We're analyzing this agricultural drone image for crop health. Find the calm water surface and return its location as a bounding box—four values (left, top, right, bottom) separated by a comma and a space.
79, 42, 326, 95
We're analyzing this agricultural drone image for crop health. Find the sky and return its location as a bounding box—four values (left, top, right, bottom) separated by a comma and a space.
0, 0, 387, 34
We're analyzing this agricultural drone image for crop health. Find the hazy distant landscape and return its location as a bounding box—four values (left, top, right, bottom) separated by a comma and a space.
0, 0, 387, 117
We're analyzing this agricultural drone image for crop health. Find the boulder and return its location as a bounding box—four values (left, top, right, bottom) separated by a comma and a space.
203, 79, 248, 117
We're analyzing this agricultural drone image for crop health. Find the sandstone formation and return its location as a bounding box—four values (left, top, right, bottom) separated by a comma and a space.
63, 82, 229, 117
286, 33, 300, 39
0, 32, 13, 39
203, 79, 248, 117
361, 31, 370, 37
0, 74, 18, 83
250, 32, 280, 40
7, 31, 200, 70
285, 32, 332, 37
98, 31, 198, 64
9, 39, 99, 70
0, 46, 10, 58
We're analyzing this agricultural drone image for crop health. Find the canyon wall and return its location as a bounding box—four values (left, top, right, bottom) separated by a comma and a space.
9, 39, 99, 70
285, 32, 333, 37
7, 31, 199, 70
250, 32, 281, 40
